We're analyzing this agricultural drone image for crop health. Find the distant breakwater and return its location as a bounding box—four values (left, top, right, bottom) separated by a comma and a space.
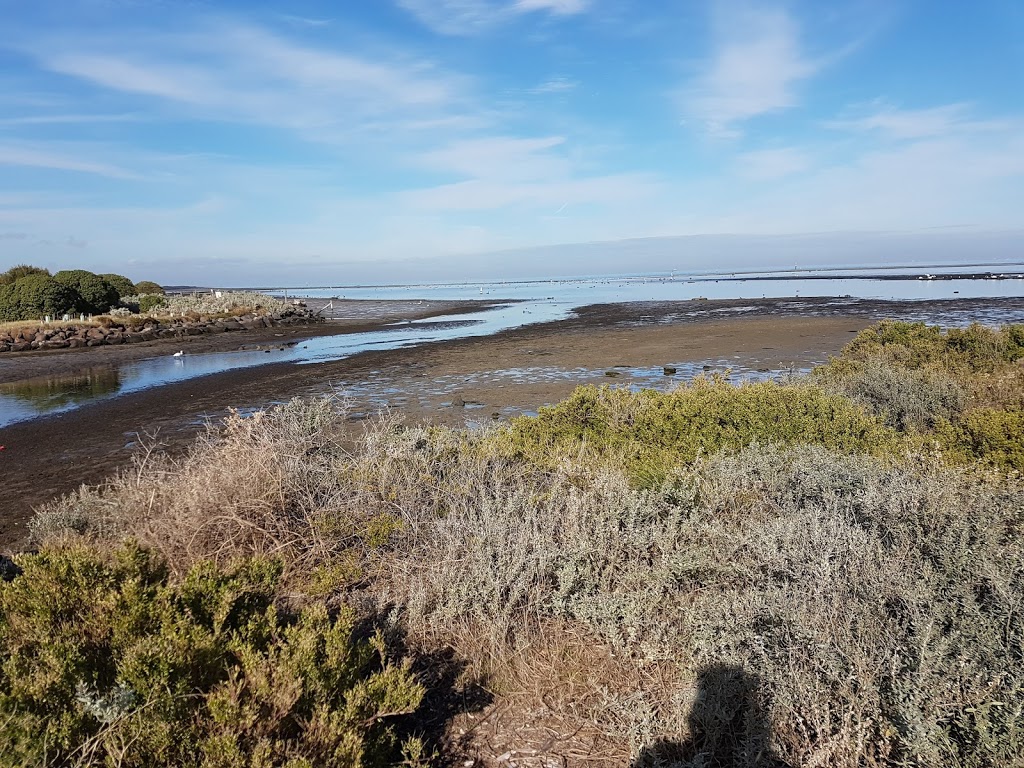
0, 308, 321, 354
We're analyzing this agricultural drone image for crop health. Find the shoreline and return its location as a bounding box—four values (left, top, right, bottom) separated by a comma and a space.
3, 295, 1024, 549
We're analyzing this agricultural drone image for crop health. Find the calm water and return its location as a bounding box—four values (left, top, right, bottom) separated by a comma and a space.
2, 268, 1023, 428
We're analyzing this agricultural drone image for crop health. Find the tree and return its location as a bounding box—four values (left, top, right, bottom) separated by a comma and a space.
99, 273, 136, 300
0, 264, 49, 287
53, 270, 119, 314
133, 280, 165, 296
0, 274, 80, 321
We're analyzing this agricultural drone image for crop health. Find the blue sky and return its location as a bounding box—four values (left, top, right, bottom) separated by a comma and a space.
1, 0, 1023, 285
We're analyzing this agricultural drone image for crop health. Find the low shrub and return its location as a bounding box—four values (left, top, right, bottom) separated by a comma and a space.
817, 354, 968, 430
139, 294, 168, 313
0, 542, 424, 766
935, 407, 1024, 471
830, 320, 1024, 373
497, 379, 898, 485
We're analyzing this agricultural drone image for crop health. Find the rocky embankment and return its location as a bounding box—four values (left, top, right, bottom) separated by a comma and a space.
0, 308, 321, 353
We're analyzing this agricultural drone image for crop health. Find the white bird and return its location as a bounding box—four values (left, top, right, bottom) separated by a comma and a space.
172, 350, 184, 357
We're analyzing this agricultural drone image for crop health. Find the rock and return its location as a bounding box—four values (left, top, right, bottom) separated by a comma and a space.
12, 341, 32, 352
67, 338, 86, 348
220, 319, 243, 331
86, 328, 106, 340
0, 554, 21, 582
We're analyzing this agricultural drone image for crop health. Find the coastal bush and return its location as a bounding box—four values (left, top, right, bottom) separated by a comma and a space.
100, 272, 137, 299
379, 442, 1024, 766
164, 291, 286, 316
139, 293, 168, 313
0, 264, 49, 286
498, 379, 897, 485
818, 354, 967, 430
0, 542, 424, 767
53, 269, 120, 314
935, 407, 1024, 471
134, 280, 165, 295
27, 376, 1024, 765
0, 273, 80, 321
829, 319, 1024, 372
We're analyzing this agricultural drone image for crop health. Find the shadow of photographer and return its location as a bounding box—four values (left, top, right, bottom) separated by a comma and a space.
631, 663, 790, 768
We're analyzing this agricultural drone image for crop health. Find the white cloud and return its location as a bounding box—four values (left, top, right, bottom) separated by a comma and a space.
397, 0, 589, 36
0, 143, 139, 179
526, 76, 579, 94
681, 3, 819, 137
404, 134, 659, 211
414, 135, 569, 180
733, 147, 811, 180
30, 23, 467, 142
828, 103, 1008, 140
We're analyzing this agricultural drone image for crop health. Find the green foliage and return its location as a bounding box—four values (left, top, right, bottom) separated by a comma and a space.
829, 320, 1024, 372
0, 543, 424, 767
818, 321, 1024, 471
134, 280, 166, 296
499, 379, 897, 485
0, 273, 80, 321
818, 355, 967, 431
139, 294, 168, 313
0, 264, 50, 286
100, 273, 137, 299
936, 407, 1024, 471
53, 269, 120, 314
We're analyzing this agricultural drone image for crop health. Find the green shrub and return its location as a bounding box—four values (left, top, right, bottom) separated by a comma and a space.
499, 380, 898, 485
830, 320, 1024, 373
0, 264, 49, 286
936, 407, 1024, 471
140, 294, 168, 313
134, 280, 165, 296
100, 273, 137, 300
0, 543, 424, 767
818, 355, 968, 431
53, 269, 120, 314
0, 273, 80, 321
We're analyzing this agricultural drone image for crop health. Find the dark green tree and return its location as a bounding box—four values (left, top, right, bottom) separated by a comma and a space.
53, 270, 119, 314
133, 280, 165, 296
99, 273, 136, 300
0, 274, 80, 321
0, 264, 50, 287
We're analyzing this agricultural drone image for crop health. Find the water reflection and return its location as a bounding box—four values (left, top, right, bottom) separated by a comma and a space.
0, 367, 121, 411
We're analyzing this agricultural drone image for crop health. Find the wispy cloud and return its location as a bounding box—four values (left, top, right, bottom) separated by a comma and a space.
733, 147, 811, 180
828, 103, 1009, 140
0, 143, 139, 179
681, 3, 820, 137
404, 134, 659, 211
0, 113, 142, 127
397, 0, 590, 36
27, 22, 468, 142
526, 76, 579, 94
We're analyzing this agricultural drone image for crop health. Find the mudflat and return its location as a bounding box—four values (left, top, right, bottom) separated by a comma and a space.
2, 295, 1022, 549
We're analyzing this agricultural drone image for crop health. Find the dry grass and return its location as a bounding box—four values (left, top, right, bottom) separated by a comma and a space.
30, 394, 1024, 766
0, 318, 103, 334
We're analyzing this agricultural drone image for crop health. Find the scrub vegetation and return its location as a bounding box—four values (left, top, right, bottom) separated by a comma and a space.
6, 321, 1024, 766
0, 264, 164, 322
